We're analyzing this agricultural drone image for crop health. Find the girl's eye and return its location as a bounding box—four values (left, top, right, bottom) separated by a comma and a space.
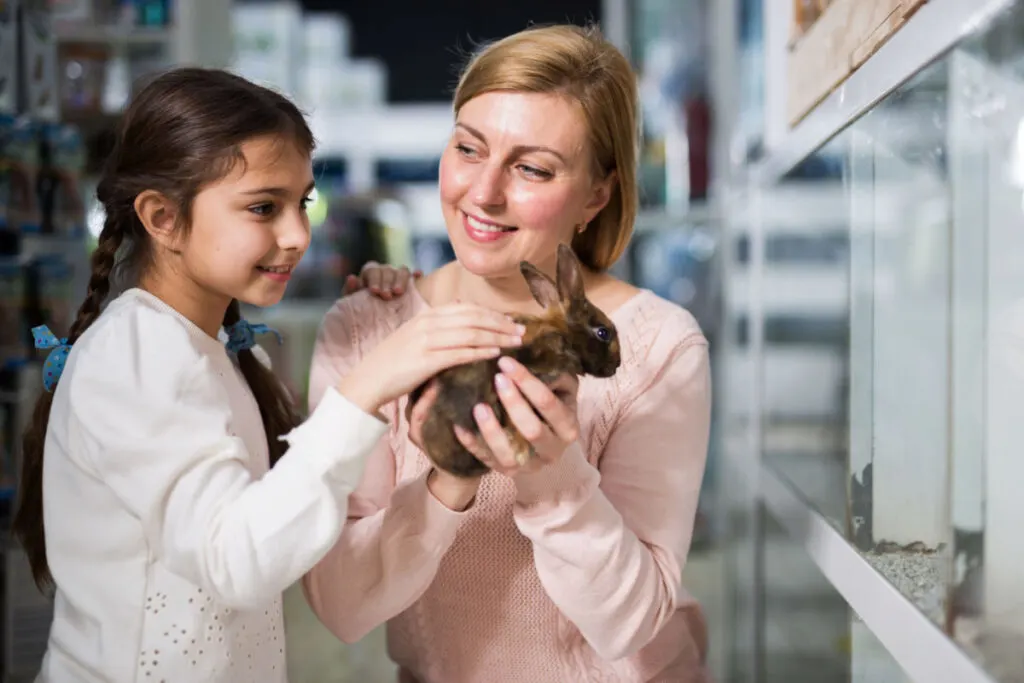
518, 164, 552, 180
249, 202, 275, 217
300, 196, 312, 210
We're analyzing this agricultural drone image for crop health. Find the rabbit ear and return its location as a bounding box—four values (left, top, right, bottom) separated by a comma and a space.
555, 243, 585, 304
520, 261, 560, 309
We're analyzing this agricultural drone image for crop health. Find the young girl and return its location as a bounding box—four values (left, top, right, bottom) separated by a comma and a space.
13, 67, 524, 683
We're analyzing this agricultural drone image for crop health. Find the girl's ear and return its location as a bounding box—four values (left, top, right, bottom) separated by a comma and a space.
133, 190, 180, 252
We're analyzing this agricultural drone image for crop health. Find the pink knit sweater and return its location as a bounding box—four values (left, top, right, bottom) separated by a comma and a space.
303, 285, 712, 683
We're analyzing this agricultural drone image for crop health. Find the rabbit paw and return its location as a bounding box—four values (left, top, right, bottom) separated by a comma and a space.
507, 429, 536, 466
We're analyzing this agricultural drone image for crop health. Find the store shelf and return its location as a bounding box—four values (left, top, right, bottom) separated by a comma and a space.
53, 24, 172, 47
748, 0, 1014, 185
760, 464, 996, 683
308, 104, 453, 159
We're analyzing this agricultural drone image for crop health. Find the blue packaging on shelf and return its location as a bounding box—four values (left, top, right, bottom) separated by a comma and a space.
40, 123, 86, 237
7, 117, 42, 235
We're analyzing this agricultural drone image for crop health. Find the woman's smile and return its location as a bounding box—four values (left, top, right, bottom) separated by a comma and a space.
462, 210, 518, 244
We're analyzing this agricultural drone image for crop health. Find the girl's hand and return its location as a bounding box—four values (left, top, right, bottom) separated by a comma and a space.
454, 356, 580, 476
337, 304, 526, 415
344, 261, 422, 300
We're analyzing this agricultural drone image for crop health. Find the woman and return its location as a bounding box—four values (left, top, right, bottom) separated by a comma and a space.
305, 24, 712, 682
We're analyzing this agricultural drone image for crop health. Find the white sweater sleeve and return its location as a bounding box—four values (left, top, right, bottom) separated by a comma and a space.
64, 305, 387, 610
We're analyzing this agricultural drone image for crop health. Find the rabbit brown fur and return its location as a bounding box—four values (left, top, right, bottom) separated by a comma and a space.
406, 244, 621, 478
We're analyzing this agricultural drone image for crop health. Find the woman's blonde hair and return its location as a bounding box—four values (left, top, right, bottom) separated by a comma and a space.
453, 23, 639, 272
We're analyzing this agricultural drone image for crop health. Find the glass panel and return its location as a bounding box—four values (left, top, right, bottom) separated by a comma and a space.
759, 144, 851, 531
720, 193, 761, 683
946, 5, 1024, 680
728, 2, 1024, 681
812, 3, 1024, 678
844, 59, 953, 629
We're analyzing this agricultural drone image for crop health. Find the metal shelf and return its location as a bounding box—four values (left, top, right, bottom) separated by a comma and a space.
748, 0, 1014, 186
760, 464, 996, 683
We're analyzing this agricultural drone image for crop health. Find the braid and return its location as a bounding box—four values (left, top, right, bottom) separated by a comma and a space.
13, 204, 128, 592
223, 300, 301, 466
68, 214, 125, 342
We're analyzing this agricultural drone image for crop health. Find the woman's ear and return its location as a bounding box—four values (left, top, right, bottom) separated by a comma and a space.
133, 190, 180, 252
582, 169, 617, 224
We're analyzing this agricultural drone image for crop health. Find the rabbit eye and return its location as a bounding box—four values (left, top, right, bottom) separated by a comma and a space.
594, 326, 611, 342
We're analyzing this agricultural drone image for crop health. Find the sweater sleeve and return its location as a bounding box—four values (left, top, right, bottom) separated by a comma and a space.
511, 319, 712, 661
67, 303, 388, 611
302, 294, 468, 643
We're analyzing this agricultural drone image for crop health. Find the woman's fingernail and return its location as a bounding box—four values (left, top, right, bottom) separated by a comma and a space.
515, 324, 527, 335
495, 373, 511, 392
474, 404, 491, 421
498, 356, 517, 373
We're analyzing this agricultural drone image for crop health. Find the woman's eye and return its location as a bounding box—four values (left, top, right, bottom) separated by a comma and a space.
455, 143, 478, 158
300, 196, 312, 210
518, 164, 552, 180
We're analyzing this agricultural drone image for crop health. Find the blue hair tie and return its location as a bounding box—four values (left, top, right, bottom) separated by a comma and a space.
32, 325, 72, 392
224, 319, 283, 354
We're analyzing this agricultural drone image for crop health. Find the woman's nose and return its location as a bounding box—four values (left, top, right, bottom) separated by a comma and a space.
469, 162, 506, 208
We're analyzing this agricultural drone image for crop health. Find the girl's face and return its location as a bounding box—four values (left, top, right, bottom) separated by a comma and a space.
178, 135, 314, 309
438, 91, 614, 281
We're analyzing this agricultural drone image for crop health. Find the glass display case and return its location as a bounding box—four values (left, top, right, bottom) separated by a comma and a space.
720, 1, 1024, 681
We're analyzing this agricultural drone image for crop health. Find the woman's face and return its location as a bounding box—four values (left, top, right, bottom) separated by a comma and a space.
438, 91, 613, 281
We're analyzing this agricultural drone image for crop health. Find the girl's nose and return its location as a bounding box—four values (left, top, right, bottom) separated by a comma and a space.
277, 209, 311, 252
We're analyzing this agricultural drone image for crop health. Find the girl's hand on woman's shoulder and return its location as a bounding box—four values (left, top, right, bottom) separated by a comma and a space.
344, 261, 422, 300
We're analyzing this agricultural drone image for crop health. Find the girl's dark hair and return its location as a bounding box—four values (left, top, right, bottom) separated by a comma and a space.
14, 68, 314, 592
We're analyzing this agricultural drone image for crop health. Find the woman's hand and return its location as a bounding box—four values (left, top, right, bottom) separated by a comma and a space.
344, 261, 422, 300
455, 356, 580, 476
337, 304, 525, 416
406, 381, 482, 512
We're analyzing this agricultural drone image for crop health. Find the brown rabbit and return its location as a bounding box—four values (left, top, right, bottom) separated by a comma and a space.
406, 243, 621, 478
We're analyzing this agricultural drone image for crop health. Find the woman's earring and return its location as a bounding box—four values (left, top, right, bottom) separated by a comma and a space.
576, 222, 587, 234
